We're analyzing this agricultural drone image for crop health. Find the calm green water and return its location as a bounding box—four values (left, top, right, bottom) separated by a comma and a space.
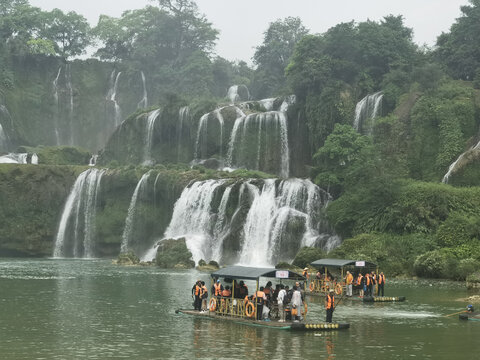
0, 259, 478, 359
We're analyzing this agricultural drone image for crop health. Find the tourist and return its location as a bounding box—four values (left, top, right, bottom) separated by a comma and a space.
200, 281, 208, 312
264, 281, 273, 301
277, 284, 287, 322
254, 286, 267, 320
212, 279, 223, 298
291, 285, 303, 322
272, 284, 280, 302
371, 271, 377, 296
222, 285, 231, 297
238, 280, 248, 299
364, 273, 371, 297
345, 271, 353, 297
325, 289, 335, 323
378, 272, 386, 297
356, 273, 364, 297
192, 280, 202, 311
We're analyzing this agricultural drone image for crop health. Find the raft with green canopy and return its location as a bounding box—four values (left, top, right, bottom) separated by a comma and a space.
307, 258, 406, 302
175, 265, 350, 331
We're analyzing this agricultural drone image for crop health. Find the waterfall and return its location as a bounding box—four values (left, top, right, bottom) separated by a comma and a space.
89, 155, 98, 167
31, 153, 38, 165
194, 108, 225, 162
52, 67, 62, 145
121, 171, 152, 253
65, 64, 74, 145
0, 153, 27, 164
137, 71, 148, 109
53, 169, 105, 258
147, 178, 338, 266
177, 106, 189, 161
226, 111, 290, 177
160, 179, 225, 263
143, 108, 162, 165
107, 70, 122, 127
353, 92, 383, 133
0, 118, 8, 152
258, 98, 276, 111
442, 140, 480, 183
227, 85, 250, 104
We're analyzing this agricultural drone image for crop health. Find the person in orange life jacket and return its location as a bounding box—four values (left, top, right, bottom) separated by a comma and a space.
200, 281, 208, 312
356, 273, 364, 297
253, 286, 267, 320
211, 279, 223, 297
222, 285, 231, 297
364, 273, 371, 297
370, 271, 377, 296
377, 272, 386, 296
325, 289, 335, 323
191, 280, 202, 311
345, 271, 354, 297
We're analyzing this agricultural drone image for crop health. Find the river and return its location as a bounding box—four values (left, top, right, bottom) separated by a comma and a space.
0, 259, 478, 359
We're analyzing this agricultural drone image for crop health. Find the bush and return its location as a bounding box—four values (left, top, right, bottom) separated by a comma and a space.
292, 247, 325, 268
208, 260, 219, 268
455, 258, 480, 281
198, 259, 207, 266
116, 251, 140, 265
155, 238, 195, 269
413, 249, 458, 278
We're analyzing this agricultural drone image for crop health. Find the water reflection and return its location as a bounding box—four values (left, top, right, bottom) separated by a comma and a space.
0, 259, 479, 359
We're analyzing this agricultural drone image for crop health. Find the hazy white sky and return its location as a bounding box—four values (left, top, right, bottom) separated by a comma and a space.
29, 0, 470, 62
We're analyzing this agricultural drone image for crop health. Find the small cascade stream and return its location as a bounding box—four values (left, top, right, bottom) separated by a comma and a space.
177, 106, 190, 161
65, 64, 74, 145
194, 109, 225, 162
442, 140, 480, 183
107, 70, 122, 128
53, 168, 105, 258
52, 67, 62, 145
137, 71, 148, 109
353, 92, 383, 134
0, 106, 10, 152
143, 178, 338, 266
121, 171, 153, 253
143, 109, 162, 165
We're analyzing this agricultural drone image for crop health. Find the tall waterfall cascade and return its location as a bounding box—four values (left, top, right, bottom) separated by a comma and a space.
143, 178, 339, 266
353, 92, 383, 134
52, 67, 62, 145
65, 64, 74, 146
143, 109, 162, 165
137, 71, 148, 109
121, 171, 153, 253
177, 106, 190, 161
0, 122, 8, 151
107, 70, 122, 128
53, 168, 105, 258
193, 95, 294, 177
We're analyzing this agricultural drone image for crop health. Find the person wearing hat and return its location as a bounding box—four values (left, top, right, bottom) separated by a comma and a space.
325, 289, 335, 323
212, 278, 223, 298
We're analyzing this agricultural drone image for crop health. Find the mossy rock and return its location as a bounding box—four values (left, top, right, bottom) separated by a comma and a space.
196, 260, 220, 272
467, 272, 480, 289
155, 238, 195, 269
115, 251, 140, 265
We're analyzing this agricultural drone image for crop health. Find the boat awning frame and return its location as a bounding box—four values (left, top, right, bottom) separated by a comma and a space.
211, 265, 305, 281
310, 258, 377, 269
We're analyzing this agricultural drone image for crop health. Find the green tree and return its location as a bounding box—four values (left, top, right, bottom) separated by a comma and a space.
252, 17, 309, 98
40, 9, 91, 58
435, 0, 480, 80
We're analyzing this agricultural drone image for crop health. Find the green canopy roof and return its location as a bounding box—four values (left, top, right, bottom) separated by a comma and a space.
211, 265, 305, 281
311, 258, 377, 268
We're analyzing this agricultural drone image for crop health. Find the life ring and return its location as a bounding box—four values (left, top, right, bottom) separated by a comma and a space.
301, 302, 308, 316
208, 297, 217, 311
309, 282, 315, 292
335, 283, 343, 295
245, 301, 255, 318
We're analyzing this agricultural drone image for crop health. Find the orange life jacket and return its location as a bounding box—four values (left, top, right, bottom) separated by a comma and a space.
303, 270, 310, 279
201, 285, 208, 298
356, 274, 363, 286
195, 284, 200, 296
326, 294, 335, 309
365, 275, 371, 286
214, 283, 222, 296
254, 291, 265, 304
378, 274, 385, 284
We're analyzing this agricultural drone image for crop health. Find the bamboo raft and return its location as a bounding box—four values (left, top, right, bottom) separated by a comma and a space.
362, 296, 406, 303
176, 309, 350, 331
